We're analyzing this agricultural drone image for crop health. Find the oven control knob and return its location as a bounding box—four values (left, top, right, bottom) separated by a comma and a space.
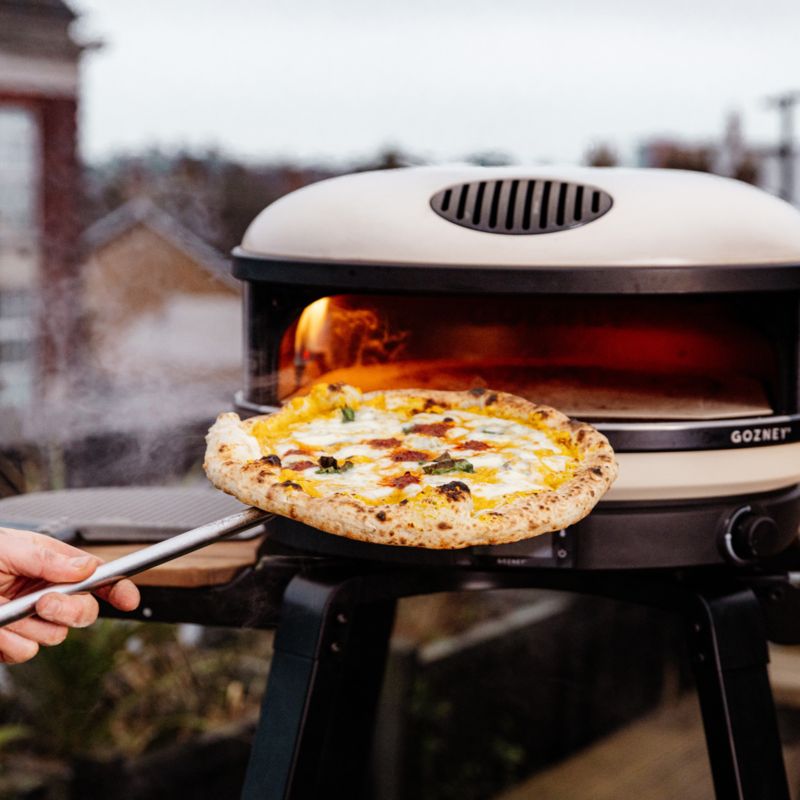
724, 507, 782, 562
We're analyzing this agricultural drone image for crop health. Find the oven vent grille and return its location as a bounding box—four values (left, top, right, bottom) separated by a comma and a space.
430, 179, 613, 234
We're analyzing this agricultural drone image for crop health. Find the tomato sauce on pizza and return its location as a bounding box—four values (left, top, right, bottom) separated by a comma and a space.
204, 383, 617, 549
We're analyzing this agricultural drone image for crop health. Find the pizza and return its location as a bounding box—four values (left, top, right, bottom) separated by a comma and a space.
204, 383, 618, 549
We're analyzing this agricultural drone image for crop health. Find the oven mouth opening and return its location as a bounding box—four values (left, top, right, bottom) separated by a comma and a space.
267, 293, 783, 425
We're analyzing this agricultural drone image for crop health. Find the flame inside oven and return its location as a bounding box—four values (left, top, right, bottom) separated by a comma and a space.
294, 297, 330, 378
292, 296, 409, 389
282, 295, 779, 422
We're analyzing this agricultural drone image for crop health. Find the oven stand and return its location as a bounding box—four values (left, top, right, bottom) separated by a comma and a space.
241, 565, 793, 800
689, 588, 788, 799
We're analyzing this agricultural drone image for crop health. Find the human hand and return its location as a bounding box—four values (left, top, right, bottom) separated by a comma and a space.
0, 528, 141, 663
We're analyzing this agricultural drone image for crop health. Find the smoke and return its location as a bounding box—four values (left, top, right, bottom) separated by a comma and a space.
19, 274, 242, 489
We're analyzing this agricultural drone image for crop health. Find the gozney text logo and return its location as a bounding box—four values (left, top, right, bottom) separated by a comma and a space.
730, 426, 792, 445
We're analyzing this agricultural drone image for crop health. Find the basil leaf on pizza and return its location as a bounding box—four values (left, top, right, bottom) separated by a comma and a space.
421, 453, 475, 475
204, 383, 618, 549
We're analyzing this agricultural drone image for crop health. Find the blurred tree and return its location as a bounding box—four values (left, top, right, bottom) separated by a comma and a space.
639, 140, 714, 173
584, 143, 618, 167
464, 150, 515, 166
733, 154, 761, 185
660, 145, 713, 172
354, 145, 423, 172
373, 147, 405, 169
82, 149, 341, 255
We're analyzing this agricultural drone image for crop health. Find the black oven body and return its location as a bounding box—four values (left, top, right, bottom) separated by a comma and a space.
233, 254, 800, 571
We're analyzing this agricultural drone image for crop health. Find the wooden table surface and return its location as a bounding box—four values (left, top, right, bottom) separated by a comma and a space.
82, 537, 265, 588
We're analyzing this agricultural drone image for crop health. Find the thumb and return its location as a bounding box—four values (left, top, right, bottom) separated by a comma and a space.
0, 537, 99, 584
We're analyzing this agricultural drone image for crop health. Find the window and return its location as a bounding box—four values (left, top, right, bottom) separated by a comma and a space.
0, 106, 39, 234
0, 107, 39, 411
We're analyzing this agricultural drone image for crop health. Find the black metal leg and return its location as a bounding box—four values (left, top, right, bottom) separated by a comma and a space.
241, 569, 396, 800
687, 589, 790, 800
240, 562, 796, 800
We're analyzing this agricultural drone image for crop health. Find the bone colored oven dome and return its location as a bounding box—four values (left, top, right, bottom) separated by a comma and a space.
239, 166, 800, 268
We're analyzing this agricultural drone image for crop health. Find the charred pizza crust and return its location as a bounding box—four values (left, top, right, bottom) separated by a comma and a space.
204, 384, 618, 549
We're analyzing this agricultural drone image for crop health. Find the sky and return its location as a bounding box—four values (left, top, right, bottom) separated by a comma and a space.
71, 0, 800, 167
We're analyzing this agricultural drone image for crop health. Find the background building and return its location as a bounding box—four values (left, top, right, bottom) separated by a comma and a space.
80, 197, 240, 398
0, 0, 83, 436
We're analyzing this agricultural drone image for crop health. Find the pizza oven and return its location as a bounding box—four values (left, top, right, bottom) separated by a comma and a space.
230, 166, 800, 570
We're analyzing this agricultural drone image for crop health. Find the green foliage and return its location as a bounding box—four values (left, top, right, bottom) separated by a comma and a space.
7, 620, 140, 758
0, 725, 29, 751
2, 620, 271, 762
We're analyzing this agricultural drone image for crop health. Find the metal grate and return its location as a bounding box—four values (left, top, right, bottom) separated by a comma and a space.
430, 178, 613, 234
0, 487, 259, 542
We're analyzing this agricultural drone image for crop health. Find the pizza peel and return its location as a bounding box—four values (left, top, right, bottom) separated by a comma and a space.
0, 507, 269, 628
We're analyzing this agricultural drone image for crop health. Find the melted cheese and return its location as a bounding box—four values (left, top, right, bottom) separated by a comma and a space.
251, 388, 581, 510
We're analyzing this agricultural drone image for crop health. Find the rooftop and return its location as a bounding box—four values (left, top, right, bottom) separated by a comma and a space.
0, 0, 83, 61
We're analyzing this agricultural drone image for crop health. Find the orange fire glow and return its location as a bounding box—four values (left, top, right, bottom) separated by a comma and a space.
293, 296, 409, 378
283, 294, 779, 420
294, 297, 331, 361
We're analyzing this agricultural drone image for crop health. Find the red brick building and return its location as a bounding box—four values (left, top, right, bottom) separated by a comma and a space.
0, 0, 83, 436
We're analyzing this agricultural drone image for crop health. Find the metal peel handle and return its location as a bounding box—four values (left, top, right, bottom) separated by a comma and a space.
0, 507, 270, 628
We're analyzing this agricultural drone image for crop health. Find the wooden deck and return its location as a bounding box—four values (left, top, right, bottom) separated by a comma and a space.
495, 647, 800, 800
494, 697, 715, 800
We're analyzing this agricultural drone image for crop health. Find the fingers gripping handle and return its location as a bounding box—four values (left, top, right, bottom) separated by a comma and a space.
0, 508, 270, 628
